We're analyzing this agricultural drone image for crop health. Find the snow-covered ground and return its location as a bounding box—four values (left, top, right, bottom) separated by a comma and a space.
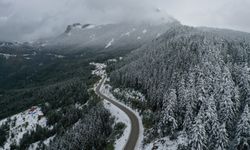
113, 88, 146, 102
100, 81, 144, 150
143, 133, 187, 150
90, 62, 107, 77
0, 106, 48, 150
103, 100, 131, 150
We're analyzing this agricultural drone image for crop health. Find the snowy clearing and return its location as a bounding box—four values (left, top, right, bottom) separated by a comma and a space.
0, 106, 48, 150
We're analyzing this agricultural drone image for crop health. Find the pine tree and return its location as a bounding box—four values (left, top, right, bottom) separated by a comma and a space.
161, 89, 178, 135
183, 101, 194, 133
178, 77, 187, 111
201, 94, 221, 150
186, 71, 197, 111
177, 77, 187, 127
237, 105, 250, 138
219, 66, 236, 128
204, 95, 218, 131
233, 86, 241, 114
189, 111, 207, 150
235, 105, 250, 150
215, 123, 229, 150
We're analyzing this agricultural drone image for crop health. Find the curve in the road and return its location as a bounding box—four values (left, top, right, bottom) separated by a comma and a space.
96, 76, 140, 150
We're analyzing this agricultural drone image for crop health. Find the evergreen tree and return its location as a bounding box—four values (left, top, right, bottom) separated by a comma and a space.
215, 123, 229, 150
237, 105, 250, 139
160, 89, 178, 135
235, 105, 250, 150
183, 101, 194, 134
189, 111, 207, 150
219, 66, 235, 128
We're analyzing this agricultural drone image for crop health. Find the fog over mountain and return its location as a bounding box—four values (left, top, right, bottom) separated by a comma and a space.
0, 0, 250, 41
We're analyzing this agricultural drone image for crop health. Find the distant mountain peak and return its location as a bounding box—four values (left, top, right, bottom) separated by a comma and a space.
65, 23, 96, 34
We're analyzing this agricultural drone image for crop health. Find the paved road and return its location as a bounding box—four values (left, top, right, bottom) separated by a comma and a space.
96, 76, 140, 150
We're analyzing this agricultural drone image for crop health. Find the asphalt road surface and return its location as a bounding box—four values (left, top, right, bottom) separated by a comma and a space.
96, 76, 140, 150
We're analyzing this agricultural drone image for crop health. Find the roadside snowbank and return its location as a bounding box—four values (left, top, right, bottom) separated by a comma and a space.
91, 62, 144, 150
103, 100, 131, 150
100, 79, 144, 150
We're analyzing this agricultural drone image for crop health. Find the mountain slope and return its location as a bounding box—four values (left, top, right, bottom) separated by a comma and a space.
44, 21, 180, 53
110, 25, 250, 149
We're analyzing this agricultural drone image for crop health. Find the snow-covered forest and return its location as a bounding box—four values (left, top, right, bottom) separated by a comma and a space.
110, 25, 250, 150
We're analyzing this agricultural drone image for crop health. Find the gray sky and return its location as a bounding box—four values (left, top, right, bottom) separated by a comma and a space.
0, 0, 250, 41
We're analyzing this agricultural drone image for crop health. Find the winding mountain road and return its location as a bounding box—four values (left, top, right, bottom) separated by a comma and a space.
95, 76, 140, 150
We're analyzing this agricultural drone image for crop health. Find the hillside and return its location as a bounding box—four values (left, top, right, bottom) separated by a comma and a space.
0, 40, 122, 149
110, 25, 250, 149
41, 21, 179, 53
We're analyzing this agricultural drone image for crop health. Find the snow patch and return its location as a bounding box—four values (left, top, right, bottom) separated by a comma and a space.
156, 33, 161, 38
107, 59, 117, 62
0, 106, 49, 150
90, 62, 106, 76
85, 24, 96, 29
142, 29, 147, 34
47, 53, 65, 58
105, 38, 114, 49
113, 88, 146, 102
0, 53, 17, 59
143, 133, 187, 150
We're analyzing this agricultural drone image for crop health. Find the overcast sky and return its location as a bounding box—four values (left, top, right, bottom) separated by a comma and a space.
0, 0, 250, 41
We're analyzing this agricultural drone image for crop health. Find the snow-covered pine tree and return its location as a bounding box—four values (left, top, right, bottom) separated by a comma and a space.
219, 66, 236, 128
178, 77, 187, 110
236, 104, 250, 149
160, 89, 178, 135
233, 86, 241, 114
196, 66, 206, 114
215, 123, 229, 150
236, 64, 250, 108
204, 95, 218, 131
186, 70, 197, 111
189, 110, 207, 150
177, 77, 187, 126
183, 101, 194, 134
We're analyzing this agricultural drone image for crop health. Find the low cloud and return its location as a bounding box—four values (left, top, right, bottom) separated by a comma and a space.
0, 0, 250, 41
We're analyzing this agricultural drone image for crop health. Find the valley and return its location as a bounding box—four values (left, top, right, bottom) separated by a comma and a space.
0, 19, 250, 150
